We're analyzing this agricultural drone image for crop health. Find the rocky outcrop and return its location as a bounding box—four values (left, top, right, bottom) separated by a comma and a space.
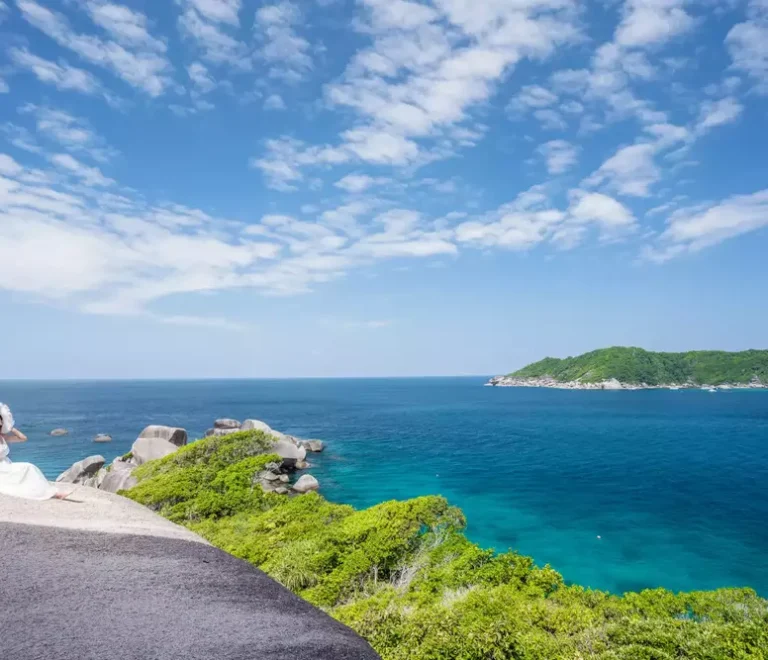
292, 474, 319, 493
301, 440, 325, 453
132, 426, 188, 465
58, 419, 325, 497
50, 428, 68, 436
100, 458, 138, 493
214, 418, 241, 430
56, 455, 106, 485
94, 434, 112, 443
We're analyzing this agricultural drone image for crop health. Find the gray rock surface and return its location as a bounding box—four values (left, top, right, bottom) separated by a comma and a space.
214, 418, 241, 430
56, 455, 106, 484
132, 425, 187, 465
302, 440, 325, 453
240, 418, 274, 433
100, 464, 138, 493
137, 425, 188, 447
292, 474, 320, 493
93, 434, 112, 443
273, 438, 307, 463
0, 520, 380, 660
49, 428, 68, 436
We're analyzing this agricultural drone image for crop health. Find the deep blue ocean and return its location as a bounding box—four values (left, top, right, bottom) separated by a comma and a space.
3, 377, 767, 596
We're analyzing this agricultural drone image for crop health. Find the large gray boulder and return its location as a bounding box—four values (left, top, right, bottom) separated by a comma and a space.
214, 418, 241, 430
50, 428, 68, 437
292, 474, 319, 493
272, 438, 307, 464
100, 464, 138, 493
56, 455, 106, 484
93, 434, 112, 443
241, 419, 274, 433
131, 425, 187, 465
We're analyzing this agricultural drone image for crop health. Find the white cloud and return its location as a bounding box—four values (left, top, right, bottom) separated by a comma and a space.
726, 0, 768, 93
263, 93, 286, 110
615, 0, 695, 48
509, 85, 558, 113
0, 77, 7, 94
187, 62, 216, 93
21, 106, 117, 163
534, 108, 568, 131
83, 1, 167, 52
17, 0, 172, 96
334, 173, 389, 193
583, 143, 660, 197
253, 0, 581, 185
255, 2, 312, 82
695, 97, 744, 134
186, 0, 241, 25
537, 140, 579, 174
644, 190, 768, 261
48, 153, 114, 186
178, 2, 250, 67
567, 191, 636, 230
9, 47, 101, 95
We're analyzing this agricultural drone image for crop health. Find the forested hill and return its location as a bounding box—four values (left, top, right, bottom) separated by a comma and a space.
510, 347, 768, 386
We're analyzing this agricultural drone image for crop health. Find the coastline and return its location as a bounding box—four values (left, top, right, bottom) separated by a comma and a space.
486, 375, 768, 390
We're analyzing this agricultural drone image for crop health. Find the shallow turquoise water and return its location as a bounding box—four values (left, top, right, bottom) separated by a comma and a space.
3, 378, 767, 595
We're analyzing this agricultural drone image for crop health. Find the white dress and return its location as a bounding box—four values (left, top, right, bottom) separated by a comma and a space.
0, 404, 58, 501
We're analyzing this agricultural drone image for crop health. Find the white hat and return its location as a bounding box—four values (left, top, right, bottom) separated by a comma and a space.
0, 403, 15, 434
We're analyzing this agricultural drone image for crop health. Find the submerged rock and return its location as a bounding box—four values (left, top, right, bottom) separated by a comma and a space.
292, 474, 319, 493
50, 428, 68, 437
56, 455, 106, 484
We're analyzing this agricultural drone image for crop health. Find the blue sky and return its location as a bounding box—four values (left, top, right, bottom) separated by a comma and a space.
0, 0, 767, 378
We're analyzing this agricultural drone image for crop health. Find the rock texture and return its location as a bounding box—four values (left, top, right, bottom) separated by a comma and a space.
214, 418, 241, 430
49, 428, 68, 436
56, 455, 105, 485
93, 434, 112, 443
302, 440, 325, 453
292, 474, 320, 493
59, 419, 326, 497
132, 425, 188, 465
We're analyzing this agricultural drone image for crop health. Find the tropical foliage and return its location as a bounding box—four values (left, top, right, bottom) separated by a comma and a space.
124, 430, 768, 659
511, 346, 768, 385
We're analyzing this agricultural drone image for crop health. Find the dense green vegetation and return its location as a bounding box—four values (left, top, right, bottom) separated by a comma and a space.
511, 347, 768, 385
124, 430, 768, 659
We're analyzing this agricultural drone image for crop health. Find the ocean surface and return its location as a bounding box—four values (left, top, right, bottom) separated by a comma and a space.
2, 378, 767, 596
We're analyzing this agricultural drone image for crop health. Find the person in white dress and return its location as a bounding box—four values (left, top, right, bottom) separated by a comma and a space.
0, 402, 62, 501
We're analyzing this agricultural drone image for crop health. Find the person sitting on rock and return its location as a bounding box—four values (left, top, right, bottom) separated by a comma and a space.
0, 403, 67, 500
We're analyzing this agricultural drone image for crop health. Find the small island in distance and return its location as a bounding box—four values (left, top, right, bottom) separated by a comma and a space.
488, 346, 768, 390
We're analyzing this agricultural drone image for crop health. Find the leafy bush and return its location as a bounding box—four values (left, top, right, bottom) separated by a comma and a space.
123, 431, 768, 659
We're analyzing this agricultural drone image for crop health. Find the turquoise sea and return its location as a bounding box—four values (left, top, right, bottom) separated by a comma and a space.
3, 377, 767, 595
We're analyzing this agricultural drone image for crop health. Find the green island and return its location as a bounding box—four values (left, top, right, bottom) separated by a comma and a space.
123, 429, 768, 660
489, 347, 768, 389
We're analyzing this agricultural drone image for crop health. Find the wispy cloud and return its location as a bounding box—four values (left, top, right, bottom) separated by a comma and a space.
17, 0, 172, 95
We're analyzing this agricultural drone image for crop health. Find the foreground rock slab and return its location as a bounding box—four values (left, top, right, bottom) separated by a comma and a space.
0, 488, 380, 660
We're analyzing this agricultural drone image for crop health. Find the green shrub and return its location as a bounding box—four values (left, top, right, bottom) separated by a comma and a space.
123, 431, 768, 659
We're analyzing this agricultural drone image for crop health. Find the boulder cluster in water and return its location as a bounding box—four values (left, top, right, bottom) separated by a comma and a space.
56, 418, 324, 496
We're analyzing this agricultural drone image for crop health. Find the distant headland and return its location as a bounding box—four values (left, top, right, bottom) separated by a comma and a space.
487, 347, 768, 390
